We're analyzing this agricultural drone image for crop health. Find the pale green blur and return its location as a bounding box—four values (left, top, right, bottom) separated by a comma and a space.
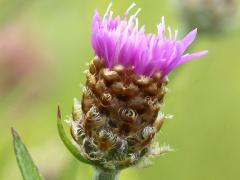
0, 0, 240, 179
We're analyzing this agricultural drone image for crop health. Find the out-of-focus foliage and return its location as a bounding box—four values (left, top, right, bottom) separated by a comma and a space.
0, 22, 47, 97
178, 0, 237, 33
0, 0, 35, 25
0, 0, 240, 180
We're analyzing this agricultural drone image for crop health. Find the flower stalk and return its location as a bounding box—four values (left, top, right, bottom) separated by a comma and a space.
93, 167, 119, 180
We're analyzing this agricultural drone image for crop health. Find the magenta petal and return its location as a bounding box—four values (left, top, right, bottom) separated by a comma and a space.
91, 4, 207, 77
92, 11, 101, 27
181, 28, 197, 52
179, 50, 209, 65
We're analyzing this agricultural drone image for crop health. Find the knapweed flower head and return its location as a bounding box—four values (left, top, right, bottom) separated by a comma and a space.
92, 2, 207, 77
62, 3, 207, 171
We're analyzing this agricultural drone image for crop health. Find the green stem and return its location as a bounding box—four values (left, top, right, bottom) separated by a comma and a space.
93, 167, 119, 180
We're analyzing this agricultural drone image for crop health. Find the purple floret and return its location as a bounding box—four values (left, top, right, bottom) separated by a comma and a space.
91, 3, 208, 77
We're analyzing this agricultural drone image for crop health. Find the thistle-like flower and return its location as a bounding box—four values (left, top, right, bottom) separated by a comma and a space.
59, 2, 207, 178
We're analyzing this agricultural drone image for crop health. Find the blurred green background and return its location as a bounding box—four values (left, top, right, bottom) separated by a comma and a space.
0, 0, 240, 179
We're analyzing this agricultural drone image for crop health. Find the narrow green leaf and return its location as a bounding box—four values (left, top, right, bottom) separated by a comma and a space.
11, 128, 43, 180
57, 106, 91, 165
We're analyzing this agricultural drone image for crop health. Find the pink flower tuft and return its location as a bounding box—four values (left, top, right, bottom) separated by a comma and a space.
91, 3, 208, 77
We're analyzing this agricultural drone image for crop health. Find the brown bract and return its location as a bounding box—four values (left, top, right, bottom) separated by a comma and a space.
71, 56, 168, 169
